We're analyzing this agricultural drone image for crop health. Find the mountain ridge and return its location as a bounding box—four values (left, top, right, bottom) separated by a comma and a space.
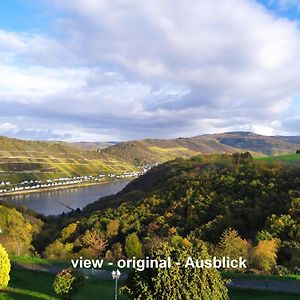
101, 131, 300, 164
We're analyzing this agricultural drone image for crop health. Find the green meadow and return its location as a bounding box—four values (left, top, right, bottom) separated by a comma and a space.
0, 269, 299, 300
255, 153, 300, 165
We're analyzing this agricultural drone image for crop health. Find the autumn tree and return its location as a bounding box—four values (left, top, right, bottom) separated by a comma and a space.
0, 205, 39, 255
81, 230, 108, 258
251, 240, 278, 272
107, 219, 119, 237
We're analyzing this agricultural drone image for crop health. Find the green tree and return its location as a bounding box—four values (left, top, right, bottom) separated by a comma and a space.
53, 268, 85, 300
44, 240, 73, 260
217, 229, 250, 270
125, 233, 143, 258
0, 244, 10, 289
123, 242, 228, 300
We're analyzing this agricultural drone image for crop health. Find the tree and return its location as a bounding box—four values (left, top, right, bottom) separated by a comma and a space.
61, 223, 78, 242
251, 240, 278, 272
217, 229, 250, 270
125, 233, 143, 258
81, 230, 108, 258
0, 244, 10, 289
0, 205, 39, 255
123, 242, 228, 300
53, 268, 85, 300
112, 242, 123, 260
107, 219, 119, 237
44, 240, 73, 260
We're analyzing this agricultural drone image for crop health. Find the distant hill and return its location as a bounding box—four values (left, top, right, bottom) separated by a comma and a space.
101, 132, 300, 164
203, 132, 300, 155
67, 141, 117, 151
272, 136, 300, 144
1, 132, 299, 183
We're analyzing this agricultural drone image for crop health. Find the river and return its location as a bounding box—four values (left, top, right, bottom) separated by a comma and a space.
1, 180, 130, 216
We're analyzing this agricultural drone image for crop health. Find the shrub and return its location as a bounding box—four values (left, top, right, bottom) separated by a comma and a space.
53, 268, 85, 300
0, 243, 11, 289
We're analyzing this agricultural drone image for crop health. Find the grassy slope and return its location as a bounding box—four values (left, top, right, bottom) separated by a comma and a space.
0, 269, 299, 300
255, 154, 300, 165
0, 137, 136, 183
0, 269, 127, 300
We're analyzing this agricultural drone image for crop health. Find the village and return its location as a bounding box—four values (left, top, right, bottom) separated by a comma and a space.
0, 163, 158, 195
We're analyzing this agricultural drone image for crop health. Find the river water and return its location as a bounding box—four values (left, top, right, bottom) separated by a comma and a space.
1, 180, 130, 216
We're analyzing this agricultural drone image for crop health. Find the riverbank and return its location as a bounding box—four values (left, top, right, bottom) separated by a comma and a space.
0, 178, 133, 198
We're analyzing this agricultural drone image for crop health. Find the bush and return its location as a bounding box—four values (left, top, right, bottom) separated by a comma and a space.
272, 265, 289, 276
53, 268, 85, 300
0, 243, 11, 289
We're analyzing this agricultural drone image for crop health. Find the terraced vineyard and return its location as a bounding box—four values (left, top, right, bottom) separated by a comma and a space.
0, 136, 136, 184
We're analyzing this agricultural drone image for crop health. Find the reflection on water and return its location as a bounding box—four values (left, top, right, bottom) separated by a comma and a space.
1, 180, 130, 216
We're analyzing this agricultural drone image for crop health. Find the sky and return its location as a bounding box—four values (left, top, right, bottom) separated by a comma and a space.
0, 0, 300, 141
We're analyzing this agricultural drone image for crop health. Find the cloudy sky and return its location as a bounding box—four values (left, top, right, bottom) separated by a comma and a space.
0, 0, 300, 141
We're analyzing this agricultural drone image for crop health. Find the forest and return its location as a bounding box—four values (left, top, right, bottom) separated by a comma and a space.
1, 152, 299, 278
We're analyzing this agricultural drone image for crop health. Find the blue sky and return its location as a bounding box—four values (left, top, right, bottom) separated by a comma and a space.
0, 0, 300, 141
0, 0, 49, 32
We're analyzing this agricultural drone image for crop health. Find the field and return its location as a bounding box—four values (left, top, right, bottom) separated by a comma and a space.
0, 269, 299, 300
255, 153, 300, 165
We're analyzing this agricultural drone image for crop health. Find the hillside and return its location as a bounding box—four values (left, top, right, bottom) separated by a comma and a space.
102, 132, 300, 164
0, 136, 136, 184
45, 154, 300, 274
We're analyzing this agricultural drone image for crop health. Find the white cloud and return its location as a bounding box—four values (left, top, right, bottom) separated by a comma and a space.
1, 0, 300, 140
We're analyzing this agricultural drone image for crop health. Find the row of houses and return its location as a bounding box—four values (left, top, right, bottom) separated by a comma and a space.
0, 163, 159, 194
